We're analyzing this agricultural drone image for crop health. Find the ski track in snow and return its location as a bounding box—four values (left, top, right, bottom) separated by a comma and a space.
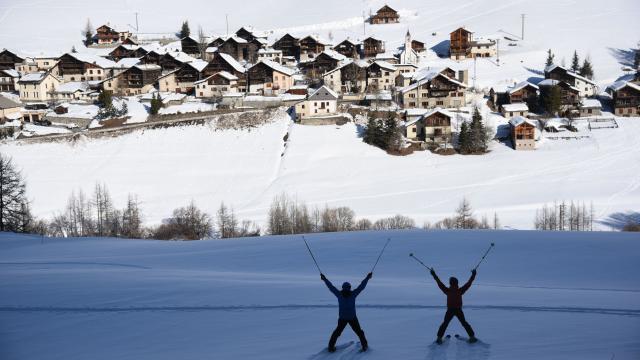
1, 304, 638, 317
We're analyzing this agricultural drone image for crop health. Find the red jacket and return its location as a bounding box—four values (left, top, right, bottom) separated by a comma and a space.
433, 272, 476, 309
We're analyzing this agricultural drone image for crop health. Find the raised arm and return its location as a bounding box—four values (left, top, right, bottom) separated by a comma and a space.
460, 269, 477, 294
321, 273, 340, 297
353, 272, 372, 297
430, 269, 448, 294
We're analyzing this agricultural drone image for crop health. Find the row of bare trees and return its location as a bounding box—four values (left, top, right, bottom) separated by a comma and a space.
534, 201, 595, 231
267, 193, 416, 235
424, 198, 500, 230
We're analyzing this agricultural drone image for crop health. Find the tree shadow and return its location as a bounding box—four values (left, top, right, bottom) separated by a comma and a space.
598, 211, 640, 230
355, 123, 366, 138
430, 40, 450, 58
607, 47, 636, 67
526, 76, 544, 85
524, 67, 544, 76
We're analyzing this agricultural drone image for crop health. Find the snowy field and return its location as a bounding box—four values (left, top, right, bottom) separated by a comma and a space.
0, 230, 639, 359
2, 108, 640, 230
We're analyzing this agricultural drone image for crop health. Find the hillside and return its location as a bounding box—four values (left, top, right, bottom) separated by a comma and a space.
1, 230, 639, 359
2, 106, 640, 230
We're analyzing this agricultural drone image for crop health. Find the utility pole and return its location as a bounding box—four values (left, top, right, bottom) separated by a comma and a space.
135, 12, 139, 32
521, 14, 526, 40
362, 11, 366, 36
473, 56, 477, 89
226, 14, 229, 36
496, 38, 500, 66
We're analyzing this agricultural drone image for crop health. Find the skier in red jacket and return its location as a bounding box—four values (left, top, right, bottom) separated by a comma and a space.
430, 268, 477, 344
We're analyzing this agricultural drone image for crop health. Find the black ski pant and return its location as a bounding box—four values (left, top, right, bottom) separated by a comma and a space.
328, 317, 368, 348
437, 308, 475, 338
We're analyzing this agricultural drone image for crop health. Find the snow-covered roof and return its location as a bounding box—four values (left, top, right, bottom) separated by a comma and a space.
0, 94, 22, 109
257, 59, 296, 76
335, 39, 359, 47
218, 53, 246, 73
607, 80, 640, 92
364, 92, 393, 101
167, 51, 198, 64
140, 92, 186, 104
508, 81, 539, 94
194, 71, 239, 85
501, 103, 529, 112
372, 60, 397, 71
322, 59, 367, 77
321, 49, 348, 62
206, 46, 218, 53
404, 108, 430, 117
188, 60, 209, 72
114, 57, 141, 69
580, 99, 602, 109
0, 69, 20, 78
509, 116, 537, 127
55, 81, 90, 94
400, 70, 466, 93
308, 85, 339, 100
18, 71, 48, 83
405, 107, 453, 126
133, 64, 161, 71
258, 48, 282, 54
66, 53, 117, 69
375, 52, 397, 60
544, 64, 596, 85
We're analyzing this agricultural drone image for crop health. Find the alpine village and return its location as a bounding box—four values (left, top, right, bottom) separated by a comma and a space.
1, 4, 639, 155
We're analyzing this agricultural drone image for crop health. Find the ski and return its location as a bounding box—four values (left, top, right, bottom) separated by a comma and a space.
435, 334, 452, 345
454, 334, 478, 343
328, 341, 355, 353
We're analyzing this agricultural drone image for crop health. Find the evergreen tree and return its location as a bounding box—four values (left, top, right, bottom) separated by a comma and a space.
383, 113, 402, 151
458, 121, 470, 154
149, 93, 162, 115
98, 90, 112, 108
545, 49, 555, 67
469, 107, 488, 153
363, 116, 380, 147
179, 21, 191, 38
83, 19, 94, 46
71, 46, 77, 53
579, 57, 594, 80
544, 85, 562, 116
634, 46, 640, 70
570, 50, 580, 72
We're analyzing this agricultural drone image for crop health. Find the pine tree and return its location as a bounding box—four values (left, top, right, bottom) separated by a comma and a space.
469, 107, 487, 153
83, 19, 94, 46
179, 21, 191, 39
383, 113, 402, 151
544, 85, 562, 116
363, 117, 380, 147
579, 57, 594, 80
570, 50, 580, 72
458, 121, 470, 154
149, 93, 162, 115
634, 46, 640, 70
545, 49, 555, 67
98, 90, 112, 108
71, 46, 77, 53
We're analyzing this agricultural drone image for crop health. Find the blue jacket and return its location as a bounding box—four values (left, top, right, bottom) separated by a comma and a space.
323, 276, 369, 320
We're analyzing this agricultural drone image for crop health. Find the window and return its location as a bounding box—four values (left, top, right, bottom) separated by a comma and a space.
89, 70, 93, 74
437, 100, 444, 105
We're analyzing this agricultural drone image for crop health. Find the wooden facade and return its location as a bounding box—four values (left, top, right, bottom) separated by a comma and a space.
202, 53, 246, 91
411, 40, 426, 53
218, 37, 262, 63
362, 37, 385, 58
450, 27, 473, 59
370, 5, 400, 24
299, 52, 340, 80
339, 62, 367, 93
510, 120, 536, 150
509, 84, 538, 103
96, 25, 120, 44
611, 83, 640, 117
299, 36, 326, 58
181, 37, 201, 56
141, 52, 184, 72
120, 65, 162, 89
273, 34, 301, 59
0, 50, 24, 70
0, 69, 17, 91
108, 45, 148, 61
333, 40, 360, 59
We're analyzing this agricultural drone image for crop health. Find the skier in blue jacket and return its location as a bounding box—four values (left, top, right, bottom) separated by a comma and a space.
321, 272, 372, 352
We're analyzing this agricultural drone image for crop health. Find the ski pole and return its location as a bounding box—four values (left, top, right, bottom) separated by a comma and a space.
302, 235, 322, 274
409, 253, 433, 271
473, 243, 495, 271
371, 238, 391, 273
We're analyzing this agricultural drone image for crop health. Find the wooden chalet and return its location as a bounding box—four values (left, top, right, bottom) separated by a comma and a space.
202, 52, 247, 91
507, 81, 539, 103
366, 61, 397, 91
333, 39, 360, 59
539, 79, 580, 107
95, 24, 131, 45
158, 62, 205, 94
235, 27, 266, 43
272, 34, 301, 59
181, 36, 201, 57
299, 36, 327, 60
323, 60, 368, 94
449, 27, 473, 59
399, 69, 467, 109
299, 51, 342, 81
56, 53, 115, 81
217, 36, 262, 63
369, 5, 400, 24
140, 51, 184, 72
509, 116, 537, 150
405, 108, 452, 143
108, 45, 148, 61
104, 64, 161, 96
544, 64, 596, 97
362, 37, 385, 58
194, 71, 239, 98
411, 40, 426, 53
607, 81, 640, 117
0, 49, 24, 70
247, 60, 295, 94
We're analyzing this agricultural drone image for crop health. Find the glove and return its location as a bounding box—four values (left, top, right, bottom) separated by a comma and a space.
430, 269, 436, 277
320, 273, 326, 281
472, 269, 477, 275
367, 272, 373, 279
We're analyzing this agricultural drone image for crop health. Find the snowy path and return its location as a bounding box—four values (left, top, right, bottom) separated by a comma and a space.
1, 230, 639, 359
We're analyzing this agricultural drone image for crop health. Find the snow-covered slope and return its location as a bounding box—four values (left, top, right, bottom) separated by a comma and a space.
1, 230, 639, 359
2, 111, 640, 229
